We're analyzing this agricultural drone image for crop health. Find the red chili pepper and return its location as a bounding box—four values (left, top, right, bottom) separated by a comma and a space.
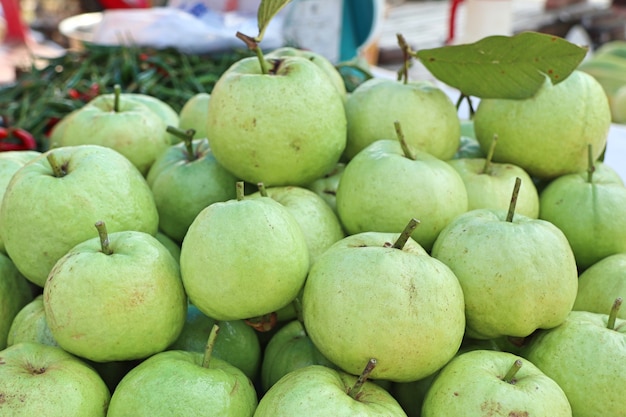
89, 83, 100, 96
44, 117, 61, 137
0, 127, 37, 151
68, 88, 81, 100
67, 84, 101, 103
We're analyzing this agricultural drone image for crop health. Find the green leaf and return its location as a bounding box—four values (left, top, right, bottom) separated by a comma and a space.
257, 0, 292, 42
415, 32, 588, 99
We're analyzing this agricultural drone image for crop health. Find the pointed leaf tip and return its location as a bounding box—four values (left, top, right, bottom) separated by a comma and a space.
257, 0, 292, 42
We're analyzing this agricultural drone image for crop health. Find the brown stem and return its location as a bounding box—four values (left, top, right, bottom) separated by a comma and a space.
482, 134, 498, 175
394, 121, 415, 160
47, 152, 66, 178
467, 96, 476, 118
392, 218, 420, 249
506, 177, 522, 222
396, 33, 411, 84
455, 93, 464, 110
236, 32, 269, 75
236, 181, 245, 201
95, 221, 113, 255
607, 297, 623, 330
502, 359, 522, 384
348, 358, 377, 399
202, 324, 220, 368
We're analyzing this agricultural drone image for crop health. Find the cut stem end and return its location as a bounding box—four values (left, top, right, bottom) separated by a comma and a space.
348, 358, 377, 400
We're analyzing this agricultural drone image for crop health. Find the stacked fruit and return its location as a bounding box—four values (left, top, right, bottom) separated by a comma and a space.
579, 40, 626, 123
1, 4, 625, 417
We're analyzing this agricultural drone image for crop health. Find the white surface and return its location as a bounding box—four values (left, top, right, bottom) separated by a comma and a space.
60, 7, 286, 54
456, 0, 513, 45
604, 124, 626, 182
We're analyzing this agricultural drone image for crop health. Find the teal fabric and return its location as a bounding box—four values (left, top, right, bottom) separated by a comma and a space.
340, 0, 376, 61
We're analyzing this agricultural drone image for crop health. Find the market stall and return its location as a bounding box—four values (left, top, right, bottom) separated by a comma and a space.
1, 3, 626, 415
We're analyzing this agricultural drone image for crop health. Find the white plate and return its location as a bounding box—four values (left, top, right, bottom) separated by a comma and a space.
58, 12, 103, 50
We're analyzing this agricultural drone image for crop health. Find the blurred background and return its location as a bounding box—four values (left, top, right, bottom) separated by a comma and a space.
1, 0, 625, 121
1, 0, 624, 69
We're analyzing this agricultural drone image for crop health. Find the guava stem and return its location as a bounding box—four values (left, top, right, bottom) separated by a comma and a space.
94, 221, 113, 255
482, 134, 498, 175
113, 84, 121, 113
502, 359, 522, 384
587, 143, 595, 183
166, 126, 197, 161
394, 121, 416, 160
348, 358, 377, 400
292, 296, 304, 323
47, 152, 66, 177
454, 94, 475, 117
392, 218, 420, 249
455, 93, 464, 110
236, 181, 245, 201
236, 31, 269, 75
257, 182, 268, 197
506, 177, 522, 222
467, 97, 476, 118
202, 324, 220, 368
396, 33, 411, 85
607, 297, 623, 330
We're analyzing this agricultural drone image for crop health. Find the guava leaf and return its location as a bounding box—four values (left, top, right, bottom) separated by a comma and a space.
257, 0, 292, 42
415, 32, 588, 99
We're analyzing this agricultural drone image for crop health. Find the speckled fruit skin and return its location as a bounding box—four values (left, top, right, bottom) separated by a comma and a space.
473, 70, 612, 180
178, 92, 211, 139
55, 95, 171, 175
0, 145, 159, 287
431, 208, 579, 340
344, 78, 461, 161
106, 351, 258, 417
447, 158, 540, 218
7, 295, 57, 348
574, 253, 626, 319
146, 138, 238, 243
254, 365, 407, 417
260, 319, 336, 393
522, 310, 626, 417
265, 47, 347, 99
168, 304, 262, 381
422, 350, 572, 417
180, 195, 310, 321
539, 162, 626, 270
247, 185, 345, 267
302, 231, 466, 382
0, 150, 41, 254
336, 139, 468, 252
0, 252, 33, 350
0, 342, 110, 416
206, 56, 347, 187
44, 231, 187, 363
